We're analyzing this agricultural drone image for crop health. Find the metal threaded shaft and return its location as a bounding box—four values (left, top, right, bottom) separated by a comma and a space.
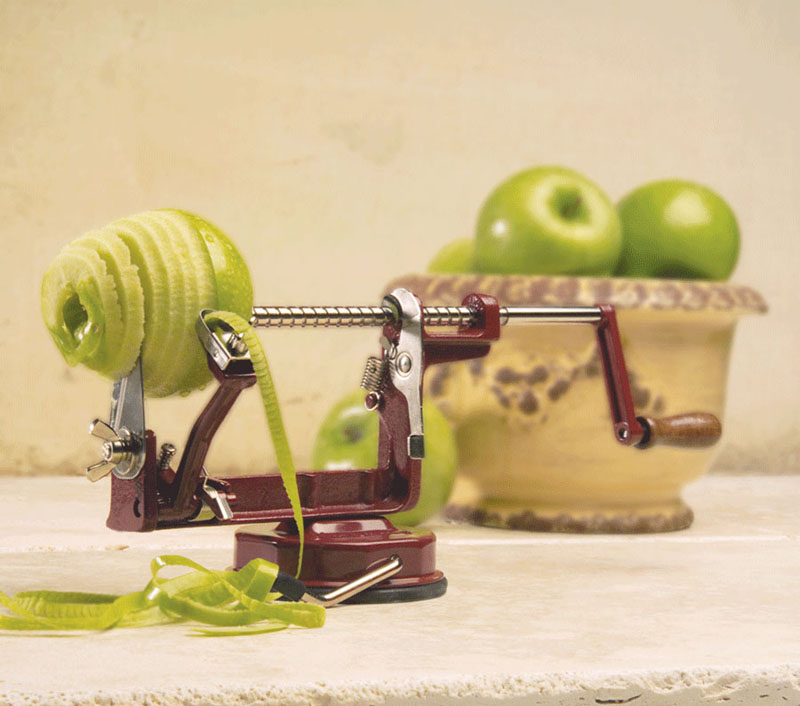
421, 306, 475, 327
250, 306, 391, 327
249, 305, 602, 328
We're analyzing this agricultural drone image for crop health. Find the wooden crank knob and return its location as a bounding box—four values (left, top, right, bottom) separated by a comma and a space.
635, 413, 722, 449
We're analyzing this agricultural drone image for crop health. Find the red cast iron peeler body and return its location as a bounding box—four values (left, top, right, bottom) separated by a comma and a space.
89, 288, 721, 604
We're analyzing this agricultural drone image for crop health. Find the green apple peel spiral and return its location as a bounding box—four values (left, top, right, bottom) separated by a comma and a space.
37, 211, 310, 623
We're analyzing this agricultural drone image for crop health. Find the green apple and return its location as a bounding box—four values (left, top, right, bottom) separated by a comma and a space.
311, 389, 458, 526
41, 209, 253, 396
615, 180, 740, 279
427, 238, 475, 273
474, 166, 622, 276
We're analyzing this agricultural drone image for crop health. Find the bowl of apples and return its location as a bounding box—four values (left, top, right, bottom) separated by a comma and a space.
387, 166, 766, 533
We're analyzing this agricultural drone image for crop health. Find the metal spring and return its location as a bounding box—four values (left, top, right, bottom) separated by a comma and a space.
361, 356, 388, 393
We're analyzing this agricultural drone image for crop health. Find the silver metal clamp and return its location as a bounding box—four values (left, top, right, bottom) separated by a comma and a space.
86, 358, 146, 481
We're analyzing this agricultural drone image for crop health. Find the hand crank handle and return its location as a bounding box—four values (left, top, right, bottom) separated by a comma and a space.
635, 412, 722, 449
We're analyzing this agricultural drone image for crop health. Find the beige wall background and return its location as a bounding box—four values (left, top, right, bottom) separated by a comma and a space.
1, 0, 797, 476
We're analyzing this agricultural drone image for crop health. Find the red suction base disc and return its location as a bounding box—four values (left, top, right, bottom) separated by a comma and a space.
234, 516, 446, 603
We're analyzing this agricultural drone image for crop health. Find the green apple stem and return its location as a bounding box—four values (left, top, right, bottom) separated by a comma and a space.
561, 194, 583, 220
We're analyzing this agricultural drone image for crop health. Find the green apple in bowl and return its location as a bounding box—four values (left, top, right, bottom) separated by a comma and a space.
474, 166, 622, 276
427, 238, 475, 273
615, 179, 740, 279
311, 389, 458, 526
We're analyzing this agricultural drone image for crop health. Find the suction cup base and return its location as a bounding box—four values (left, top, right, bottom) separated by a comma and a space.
234, 516, 447, 603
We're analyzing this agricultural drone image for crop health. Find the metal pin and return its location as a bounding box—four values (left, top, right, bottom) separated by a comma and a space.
300, 555, 403, 606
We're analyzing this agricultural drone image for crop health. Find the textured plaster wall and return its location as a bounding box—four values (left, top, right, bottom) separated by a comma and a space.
1, 0, 798, 475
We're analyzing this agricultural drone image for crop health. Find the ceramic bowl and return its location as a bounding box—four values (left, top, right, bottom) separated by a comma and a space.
385, 274, 767, 533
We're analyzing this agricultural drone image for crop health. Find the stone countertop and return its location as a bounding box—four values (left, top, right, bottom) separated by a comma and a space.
0, 476, 798, 706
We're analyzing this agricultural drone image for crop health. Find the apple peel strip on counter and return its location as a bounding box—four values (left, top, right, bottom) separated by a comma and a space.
0, 555, 324, 636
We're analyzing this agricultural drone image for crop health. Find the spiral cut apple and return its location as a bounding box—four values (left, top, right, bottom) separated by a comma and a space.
42, 209, 308, 570
41, 209, 254, 396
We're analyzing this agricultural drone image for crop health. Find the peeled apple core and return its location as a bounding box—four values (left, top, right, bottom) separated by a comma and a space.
62, 292, 88, 340
41, 210, 305, 575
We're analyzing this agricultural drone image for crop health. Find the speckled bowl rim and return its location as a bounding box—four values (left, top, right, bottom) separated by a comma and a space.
386, 274, 767, 316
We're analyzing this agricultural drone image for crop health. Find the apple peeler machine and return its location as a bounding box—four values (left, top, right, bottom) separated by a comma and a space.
85, 287, 721, 605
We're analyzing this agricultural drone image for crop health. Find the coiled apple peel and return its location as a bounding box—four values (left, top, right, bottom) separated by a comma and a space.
33, 212, 312, 631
